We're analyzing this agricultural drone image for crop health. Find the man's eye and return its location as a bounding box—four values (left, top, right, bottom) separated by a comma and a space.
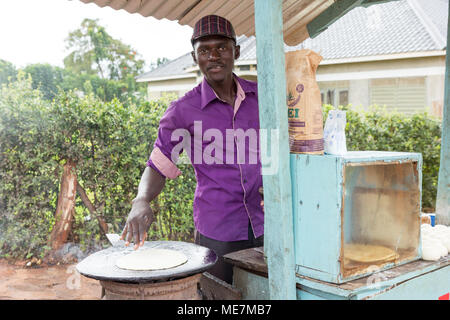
218, 46, 227, 51
199, 49, 208, 55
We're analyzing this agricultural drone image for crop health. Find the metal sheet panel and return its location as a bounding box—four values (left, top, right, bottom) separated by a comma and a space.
79, 0, 334, 46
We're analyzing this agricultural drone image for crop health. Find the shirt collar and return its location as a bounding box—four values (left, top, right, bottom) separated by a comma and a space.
200, 73, 255, 109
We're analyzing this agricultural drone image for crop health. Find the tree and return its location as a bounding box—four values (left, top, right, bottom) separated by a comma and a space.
149, 57, 170, 70
63, 18, 145, 81
0, 59, 17, 85
22, 63, 65, 101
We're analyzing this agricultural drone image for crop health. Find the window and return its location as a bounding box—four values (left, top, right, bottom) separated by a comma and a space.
370, 77, 426, 114
320, 88, 349, 107
319, 81, 349, 107
327, 89, 335, 106
339, 90, 349, 106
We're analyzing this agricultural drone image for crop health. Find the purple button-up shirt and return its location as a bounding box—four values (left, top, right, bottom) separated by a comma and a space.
147, 75, 263, 242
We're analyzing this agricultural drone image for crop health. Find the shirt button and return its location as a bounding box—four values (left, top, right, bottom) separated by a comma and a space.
243, 179, 247, 183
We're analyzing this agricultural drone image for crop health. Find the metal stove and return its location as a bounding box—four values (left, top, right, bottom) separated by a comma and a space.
76, 240, 217, 300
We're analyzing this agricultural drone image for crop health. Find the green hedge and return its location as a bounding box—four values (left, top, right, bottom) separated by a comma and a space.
323, 104, 441, 211
0, 74, 195, 259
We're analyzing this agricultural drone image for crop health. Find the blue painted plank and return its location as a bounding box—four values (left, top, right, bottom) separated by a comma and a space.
436, 1, 450, 225
231, 255, 450, 299
292, 154, 342, 282
296, 257, 450, 299
367, 265, 450, 300
254, 0, 296, 300
233, 268, 270, 300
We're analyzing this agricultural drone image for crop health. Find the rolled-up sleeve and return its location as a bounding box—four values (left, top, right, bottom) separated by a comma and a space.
146, 103, 184, 179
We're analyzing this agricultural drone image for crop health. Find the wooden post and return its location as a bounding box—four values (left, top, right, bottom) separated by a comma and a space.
254, 0, 297, 299
436, 1, 450, 225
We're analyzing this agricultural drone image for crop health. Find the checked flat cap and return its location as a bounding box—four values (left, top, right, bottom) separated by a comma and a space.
191, 15, 236, 45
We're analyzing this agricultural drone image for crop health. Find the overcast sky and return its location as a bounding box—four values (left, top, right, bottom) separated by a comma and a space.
0, 0, 194, 71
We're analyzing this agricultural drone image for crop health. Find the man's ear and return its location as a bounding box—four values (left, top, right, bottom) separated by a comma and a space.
191, 51, 198, 64
234, 45, 241, 60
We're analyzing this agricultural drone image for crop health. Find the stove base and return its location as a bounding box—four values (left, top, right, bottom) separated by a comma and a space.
100, 273, 202, 300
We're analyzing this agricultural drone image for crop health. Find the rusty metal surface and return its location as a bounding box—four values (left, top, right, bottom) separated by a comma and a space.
76, 241, 217, 283
100, 273, 202, 300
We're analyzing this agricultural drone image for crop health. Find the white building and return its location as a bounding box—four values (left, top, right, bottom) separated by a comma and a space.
136, 0, 447, 118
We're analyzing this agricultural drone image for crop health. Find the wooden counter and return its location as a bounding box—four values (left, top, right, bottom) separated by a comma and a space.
224, 247, 450, 300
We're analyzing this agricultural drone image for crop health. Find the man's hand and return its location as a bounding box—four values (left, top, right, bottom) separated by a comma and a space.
120, 167, 165, 250
120, 198, 154, 250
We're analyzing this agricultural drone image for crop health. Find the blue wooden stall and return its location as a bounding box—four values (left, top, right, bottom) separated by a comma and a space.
224, 0, 450, 300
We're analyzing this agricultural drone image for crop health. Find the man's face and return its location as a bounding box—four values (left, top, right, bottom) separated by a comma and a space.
191, 35, 240, 83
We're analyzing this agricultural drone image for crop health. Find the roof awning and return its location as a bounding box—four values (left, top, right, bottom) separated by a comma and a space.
79, 0, 335, 46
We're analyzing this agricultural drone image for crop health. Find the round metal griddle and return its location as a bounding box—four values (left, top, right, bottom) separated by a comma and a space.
76, 241, 217, 283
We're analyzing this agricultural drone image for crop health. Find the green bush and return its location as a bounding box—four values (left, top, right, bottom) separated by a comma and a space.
0, 73, 57, 259
323, 104, 441, 211
0, 75, 195, 259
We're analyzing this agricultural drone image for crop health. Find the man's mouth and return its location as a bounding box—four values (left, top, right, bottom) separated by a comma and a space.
207, 64, 225, 71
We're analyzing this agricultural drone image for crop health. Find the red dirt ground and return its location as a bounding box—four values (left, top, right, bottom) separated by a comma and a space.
0, 259, 102, 300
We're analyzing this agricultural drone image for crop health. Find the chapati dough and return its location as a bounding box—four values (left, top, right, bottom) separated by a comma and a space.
116, 248, 188, 271
434, 224, 448, 233
420, 224, 450, 259
422, 245, 441, 261
344, 243, 398, 263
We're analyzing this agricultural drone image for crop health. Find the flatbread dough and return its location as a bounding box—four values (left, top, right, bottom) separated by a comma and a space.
116, 248, 188, 271
344, 243, 398, 263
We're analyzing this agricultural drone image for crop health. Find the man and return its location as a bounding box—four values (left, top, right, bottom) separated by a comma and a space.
120, 15, 264, 284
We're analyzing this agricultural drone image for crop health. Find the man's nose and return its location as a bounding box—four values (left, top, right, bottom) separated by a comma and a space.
208, 48, 220, 60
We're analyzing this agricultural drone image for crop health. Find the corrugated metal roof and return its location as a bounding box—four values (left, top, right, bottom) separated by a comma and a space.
79, 0, 334, 46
